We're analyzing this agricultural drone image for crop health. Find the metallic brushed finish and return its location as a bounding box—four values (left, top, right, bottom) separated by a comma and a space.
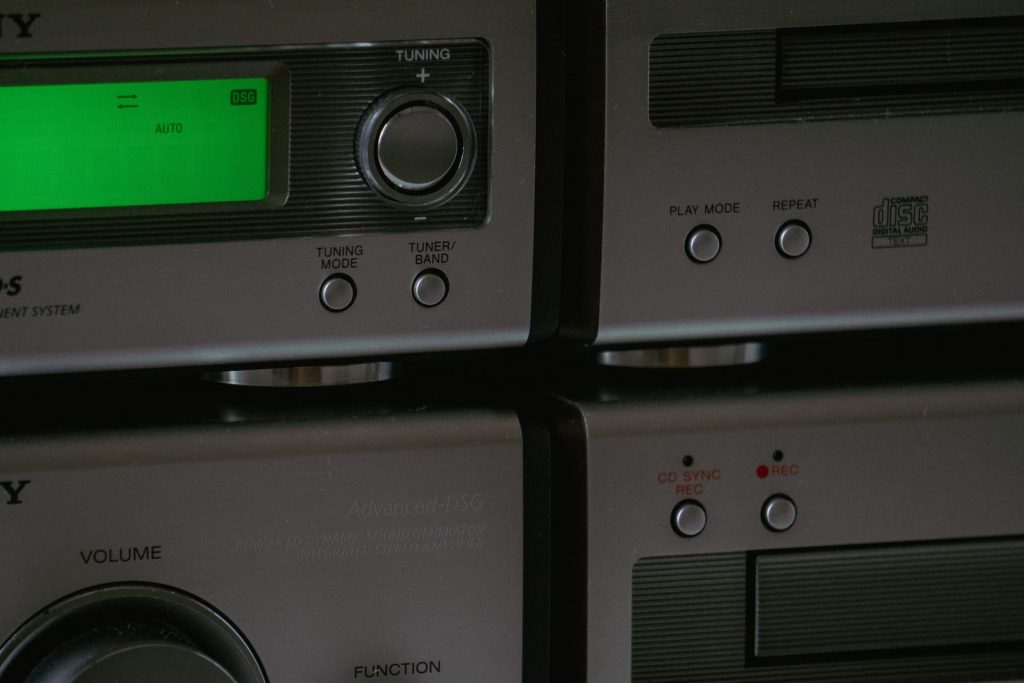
205, 362, 397, 387
594, 342, 766, 368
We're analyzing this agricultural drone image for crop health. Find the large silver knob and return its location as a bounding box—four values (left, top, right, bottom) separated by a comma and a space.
0, 584, 265, 683
357, 89, 476, 207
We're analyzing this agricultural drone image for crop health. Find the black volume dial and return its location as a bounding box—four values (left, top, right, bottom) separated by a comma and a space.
0, 584, 265, 683
357, 89, 477, 207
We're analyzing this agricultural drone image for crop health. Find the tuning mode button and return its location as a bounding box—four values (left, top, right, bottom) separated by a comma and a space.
358, 89, 476, 207
319, 274, 356, 312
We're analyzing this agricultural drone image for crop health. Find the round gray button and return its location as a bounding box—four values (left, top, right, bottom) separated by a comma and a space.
761, 494, 797, 532
412, 270, 449, 307
685, 225, 721, 263
776, 221, 812, 258
319, 275, 356, 312
671, 500, 707, 538
377, 105, 459, 192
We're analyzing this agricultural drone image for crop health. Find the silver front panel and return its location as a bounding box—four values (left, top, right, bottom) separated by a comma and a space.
0, 0, 537, 375
595, 0, 1024, 345
0, 408, 526, 682
560, 379, 1024, 681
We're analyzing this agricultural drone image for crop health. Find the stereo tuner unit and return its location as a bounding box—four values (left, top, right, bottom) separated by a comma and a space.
0, 0, 545, 377
551, 377, 1024, 682
0, 394, 547, 682
565, 1, 1024, 367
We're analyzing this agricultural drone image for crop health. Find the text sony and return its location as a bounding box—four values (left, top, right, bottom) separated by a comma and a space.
0, 14, 40, 38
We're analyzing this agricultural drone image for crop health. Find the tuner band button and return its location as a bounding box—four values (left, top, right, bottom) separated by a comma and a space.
762, 494, 797, 532
776, 221, 812, 258
685, 225, 721, 263
412, 269, 449, 307
377, 106, 459, 192
319, 274, 356, 312
671, 500, 707, 538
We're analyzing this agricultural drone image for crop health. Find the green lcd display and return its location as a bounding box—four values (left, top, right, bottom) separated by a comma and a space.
0, 77, 269, 212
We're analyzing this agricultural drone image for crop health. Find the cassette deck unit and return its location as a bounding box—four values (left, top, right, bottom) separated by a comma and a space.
550, 376, 1024, 681
563, 0, 1024, 360
0, 0, 547, 376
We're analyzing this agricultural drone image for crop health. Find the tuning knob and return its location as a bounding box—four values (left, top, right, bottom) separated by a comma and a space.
0, 584, 265, 683
357, 89, 476, 207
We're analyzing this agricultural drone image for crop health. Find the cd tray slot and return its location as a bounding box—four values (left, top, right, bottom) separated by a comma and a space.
778, 17, 1024, 101
649, 16, 1024, 127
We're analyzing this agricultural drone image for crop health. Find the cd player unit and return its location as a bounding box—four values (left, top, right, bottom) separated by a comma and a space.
0, 0, 545, 376
0, 394, 548, 682
550, 377, 1024, 681
564, 1, 1024, 360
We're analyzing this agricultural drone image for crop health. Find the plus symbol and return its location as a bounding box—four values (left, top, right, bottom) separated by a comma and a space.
416, 68, 431, 83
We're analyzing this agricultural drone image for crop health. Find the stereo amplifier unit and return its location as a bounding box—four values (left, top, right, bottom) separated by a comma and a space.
0, 391, 548, 682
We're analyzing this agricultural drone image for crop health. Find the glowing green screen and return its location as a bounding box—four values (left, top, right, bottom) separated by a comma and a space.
0, 78, 269, 212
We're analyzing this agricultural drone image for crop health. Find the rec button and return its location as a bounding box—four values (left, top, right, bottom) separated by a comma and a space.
319, 274, 356, 312
761, 494, 797, 532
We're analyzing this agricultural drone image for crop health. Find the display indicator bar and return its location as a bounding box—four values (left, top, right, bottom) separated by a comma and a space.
0, 77, 270, 212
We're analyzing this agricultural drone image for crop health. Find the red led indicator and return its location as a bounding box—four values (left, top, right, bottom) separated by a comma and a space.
756, 465, 770, 479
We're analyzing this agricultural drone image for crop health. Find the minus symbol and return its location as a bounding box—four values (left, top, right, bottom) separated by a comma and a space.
414, 216, 427, 222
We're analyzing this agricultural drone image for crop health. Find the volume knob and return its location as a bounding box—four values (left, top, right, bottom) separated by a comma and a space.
0, 584, 265, 683
357, 89, 476, 207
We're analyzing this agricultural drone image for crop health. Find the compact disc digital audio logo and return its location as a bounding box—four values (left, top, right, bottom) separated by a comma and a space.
872, 195, 929, 248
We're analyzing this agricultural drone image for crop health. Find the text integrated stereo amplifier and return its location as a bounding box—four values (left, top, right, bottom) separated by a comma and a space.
549, 377, 1024, 681
0, 0, 551, 377
564, 1, 1024, 365
0, 391, 549, 682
